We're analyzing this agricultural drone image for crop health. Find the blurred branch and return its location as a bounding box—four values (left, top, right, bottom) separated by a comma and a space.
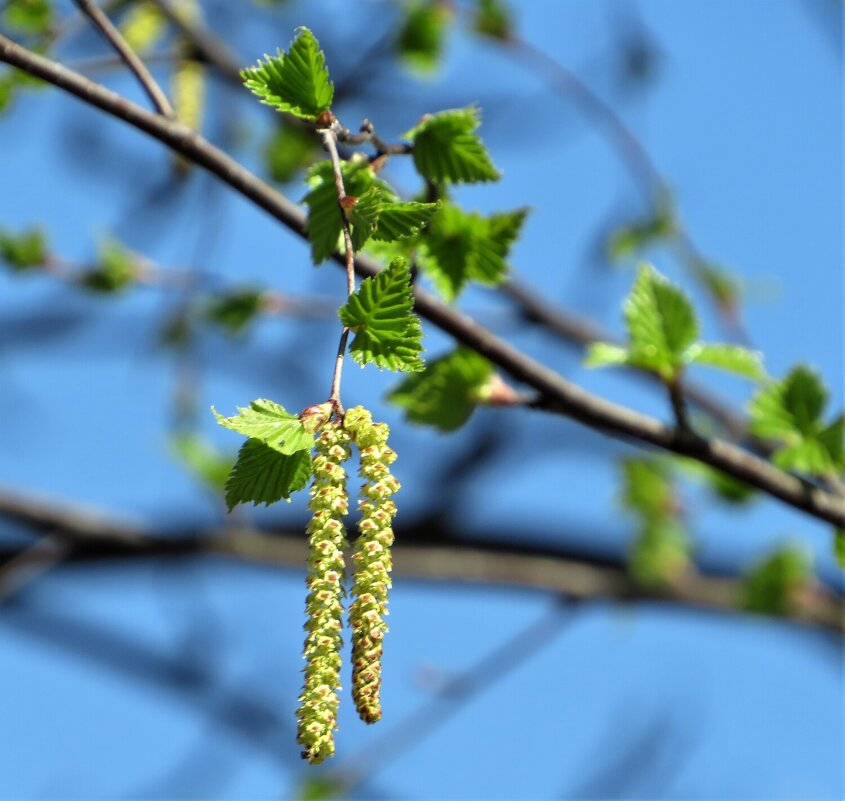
73, 0, 174, 117
0, 37, 843, 528
1, 487, 842, 634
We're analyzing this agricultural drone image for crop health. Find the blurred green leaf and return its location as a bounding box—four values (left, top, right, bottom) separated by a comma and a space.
685, 343, 766, 380
607, 207, 675, 261
417, 203, 527, 300
835, 529, 845, 569
338, 259, 424, 372
3, 0, 52, 36
741, 546, 810, 616
119, 1, 166, 53
397, 0, 452, 73
404, 107, 500, 184
0, 225, 47, 270
242, 27, 333, 120
473, 0, 512, 41
583, 342, 630, 369
748, 366, 842, 476
225, 439, 312, 511
205, 289, 265, 335
81, 237, 136, 292
171, 433, 233, 491
265, 123, 318, 183
624, 263, 698, 378
387, 346, 493, 431
619, 458, 674, 523
628, 519, 690, 588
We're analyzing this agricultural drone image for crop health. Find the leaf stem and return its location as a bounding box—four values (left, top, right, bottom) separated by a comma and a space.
320, 124, 356, 413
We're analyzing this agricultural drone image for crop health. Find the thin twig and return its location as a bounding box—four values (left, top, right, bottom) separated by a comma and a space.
320, 124, 357, 411
72, 0, 174, 117
0, 37, 842, 528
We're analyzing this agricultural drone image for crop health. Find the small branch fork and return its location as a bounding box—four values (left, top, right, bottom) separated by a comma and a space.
1, 35, 844, 529
72, 0, 174, 118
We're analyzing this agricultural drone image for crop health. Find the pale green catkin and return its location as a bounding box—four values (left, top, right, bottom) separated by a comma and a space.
296, 421, 351, 764
343, 407, 399, 724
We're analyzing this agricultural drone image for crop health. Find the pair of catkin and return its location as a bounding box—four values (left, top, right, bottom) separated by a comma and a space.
296, 407, 399, 764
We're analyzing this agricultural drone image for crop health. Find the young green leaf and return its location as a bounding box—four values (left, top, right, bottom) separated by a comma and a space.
242, 27, 333, 120
418, 203, 527, 300
338, 259, 423, 372
628, 519, 690, 588
397, 0, 452, 73
404, 107, 500, 184
685, 343, 766, 380
619, 458, 674, 524
741, 546, 810, 616
303, 158, 387, 263
80, 237, 136, 293
606, 207, 675, 261
224, 439, 312, 511
213, 399, 314, 454
748, 366, 843, 476
584, 342, 630, 369
387, 346, 493, 431
624, 263, 698, 378
349, 187, 438, 251
0, 226, 47, 271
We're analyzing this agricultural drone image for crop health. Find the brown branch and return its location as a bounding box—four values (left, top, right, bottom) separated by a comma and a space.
0, 488, 842, 634
0, 37, 843, 528
72, 0, 174, 117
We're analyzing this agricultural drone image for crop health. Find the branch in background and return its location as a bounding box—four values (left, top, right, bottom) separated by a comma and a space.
0, 37, 843, 528
73, 0, 174, 117
0, 487, 842, 634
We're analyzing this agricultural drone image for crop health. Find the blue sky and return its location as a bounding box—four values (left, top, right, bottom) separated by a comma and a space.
0, 1, 842, 798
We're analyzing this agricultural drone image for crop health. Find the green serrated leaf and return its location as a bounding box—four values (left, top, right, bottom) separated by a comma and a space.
741, 546, 810, 616
397, 1, 452, 73
772, 438, 834, 475
81, 236, 136, 293
0, 225, 47, 271
171, 433, 233, 491
3, 0, 52, 36
473, 0, 512, 41
387, 346, 493, 431
205, 289, 265, 335
213, 399, 314, 454
418, 203, 527, 300
225, 439, 312, 511
584, 342, 630, 369
404, 107, 500, 184
349, 187, 438, 252
303, 158, 388, 263
339, 259, 423, 372
686, 343, 766, 380
265, 123, 318, 184
241, 27, 333, 120
623, 263, 698, 379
